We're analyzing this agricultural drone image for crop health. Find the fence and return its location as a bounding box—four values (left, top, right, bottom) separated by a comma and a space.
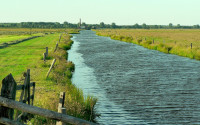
0, 70, 95, 125
0, 69, 35, 124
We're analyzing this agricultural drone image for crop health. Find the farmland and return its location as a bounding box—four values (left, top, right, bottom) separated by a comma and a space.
0, 29, 97, 124
95, 29, 200, 60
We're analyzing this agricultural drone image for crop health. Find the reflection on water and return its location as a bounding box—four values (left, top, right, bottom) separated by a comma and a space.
68, 30, 200, 125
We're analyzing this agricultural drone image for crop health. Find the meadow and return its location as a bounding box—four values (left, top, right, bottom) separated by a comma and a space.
0, 34, 41, 44
0, 29, 97, 124
95, 29, 200, 60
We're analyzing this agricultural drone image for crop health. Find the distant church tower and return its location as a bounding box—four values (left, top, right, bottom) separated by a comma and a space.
79, 18, 81, 27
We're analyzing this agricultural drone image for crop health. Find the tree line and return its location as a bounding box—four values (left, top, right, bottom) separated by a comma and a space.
98, 22, 200, 29
0, 22, 78, 28
0, 22, 199, 29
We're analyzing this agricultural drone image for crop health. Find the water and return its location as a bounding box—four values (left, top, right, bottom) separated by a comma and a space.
68, 30, 200, 125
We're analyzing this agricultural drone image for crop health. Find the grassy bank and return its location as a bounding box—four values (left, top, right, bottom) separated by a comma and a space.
0, 29, 97, 124
95, 29, 200, 60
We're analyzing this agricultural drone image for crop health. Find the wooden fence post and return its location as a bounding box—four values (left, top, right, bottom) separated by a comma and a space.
31, 82, 35, 106
59, 34, 62, 43
15, 76, 35, 121
27, 69, 31, 105
153, 39, 154, 44
46, 47, 48, 57
23, 69, 30, 105
56, 108, 66, 125
191, 43, 192, 49
54, 42, 59, 52
46, 59, 56, 78
43, 53, 46, 62
17, 69, 31, 121
56, 92, 66, 125
58, 92, 65, 108
0, 74, 17, 120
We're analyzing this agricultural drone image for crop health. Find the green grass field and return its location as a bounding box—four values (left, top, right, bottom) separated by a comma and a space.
0, 30, 97, 124
0, 34, 42, 44
95, 29, 200, 60
0, 34, 56, 80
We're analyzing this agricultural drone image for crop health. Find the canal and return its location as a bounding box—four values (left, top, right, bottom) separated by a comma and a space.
68, 30, 200, 125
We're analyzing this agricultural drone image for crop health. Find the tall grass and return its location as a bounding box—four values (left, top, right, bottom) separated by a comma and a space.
95, 29, 200, 60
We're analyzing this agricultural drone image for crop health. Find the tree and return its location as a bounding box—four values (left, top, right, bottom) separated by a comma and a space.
153, 25, 158, 29
197, 24, 200, 29
63, 21, 69, 28
64, 21, 69, 25
169, 23, 173, 28
142, 23, 147, 29
134, 23, 139, 29
100, 22, 105, 28
82, 22, 86, 26
177, 24, 181, 28
111, 22, 117, 29
193, 24, 200, 29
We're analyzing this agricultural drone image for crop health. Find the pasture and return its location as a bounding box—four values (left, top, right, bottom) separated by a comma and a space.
95, 29, 200, 60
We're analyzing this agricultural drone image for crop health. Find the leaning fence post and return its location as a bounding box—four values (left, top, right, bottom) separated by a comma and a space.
0, 74, 17, 120
46, 59, 56, 78
54, 42, 59, 52
59, 34, 62, 43
56, 92, 66, 125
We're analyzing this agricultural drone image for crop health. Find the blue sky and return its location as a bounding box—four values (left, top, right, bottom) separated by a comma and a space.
1, 0, 200, 25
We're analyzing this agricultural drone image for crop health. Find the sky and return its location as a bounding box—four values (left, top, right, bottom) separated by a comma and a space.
0, 0, 200, 25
